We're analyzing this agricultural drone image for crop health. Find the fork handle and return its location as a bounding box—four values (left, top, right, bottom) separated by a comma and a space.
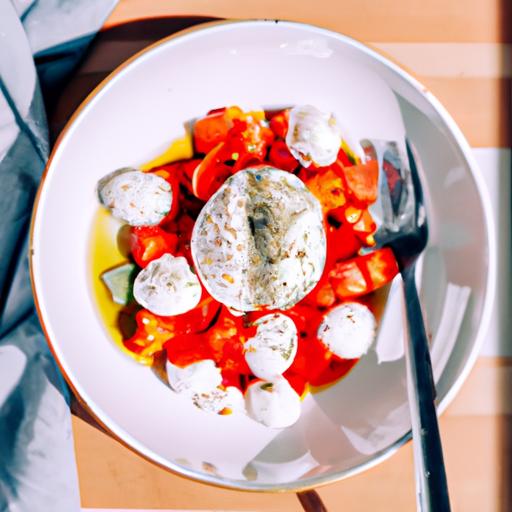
401, 264, 451, 512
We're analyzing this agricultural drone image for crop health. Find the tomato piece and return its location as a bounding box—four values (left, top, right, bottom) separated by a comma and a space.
268, 139, 298, 171
193, 106, 243, 154
329, 259, 368, 299
173, 297, 222, 333
305, 169, 346, 212
337, 147, 354, 167
365, 247, 399, 289
285, 305, 320, 337
232, 152, 263, 172
122, 335, 164, 364
352, 209, 377, 242
207, 309, 251, 374
227, 117, 274, 170
325, 221, 363, 265
220, 337, 250, 374
133, 295, 219, 337
283, 370, 308, 396
148, 159, 202, 202
130, 226, 179, 267
334, 159, 379, 206
268, 110, 289, 138
192, 142, 232, 201
164, 214, 196, 264
123, 308, 173, 363
286, 335, 332, 382
165, 334, 214, 367
305, 277, 336, 308
329, 248, 398, 299
181, 158, 203, 181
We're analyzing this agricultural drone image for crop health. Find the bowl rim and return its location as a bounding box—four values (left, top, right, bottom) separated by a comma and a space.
29, 18, 497, 493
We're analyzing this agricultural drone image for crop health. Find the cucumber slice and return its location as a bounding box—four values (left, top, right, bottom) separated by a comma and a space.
101, 263, 137, 305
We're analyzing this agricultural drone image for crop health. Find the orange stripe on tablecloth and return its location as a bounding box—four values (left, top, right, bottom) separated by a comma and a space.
421, 76, 510, 148
372, 43, 512, 78
105, 0, 511, 43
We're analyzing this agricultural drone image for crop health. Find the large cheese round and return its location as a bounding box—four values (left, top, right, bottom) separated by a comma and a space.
191, 166, 326, 311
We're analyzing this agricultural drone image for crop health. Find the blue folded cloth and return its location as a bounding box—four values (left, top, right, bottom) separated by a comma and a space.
0, 1, 117, 510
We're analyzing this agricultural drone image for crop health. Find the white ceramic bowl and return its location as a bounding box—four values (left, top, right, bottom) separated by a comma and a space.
30, 20, 495, 491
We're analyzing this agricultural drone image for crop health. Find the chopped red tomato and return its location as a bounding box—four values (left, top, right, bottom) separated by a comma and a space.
334, 159, 379, 206
192, 142, 232, 201
305, 169, 346, 212
286, 335, 332, 382
193, 106, 243, 154
232, 152, 264, 172
181, 158, 203, 182
123, 309, 172, 362
325, 221, 362, 265
228, 118, 274, 171
285, 305, 325, 343
306, 277, 337, 308
172, 214, 196, 264
329, 248, 398, 299
107, 105, 396, 394
207, 309, 251, 375
337, 147, 354, 167
352, 209, 377, 244
142, 295, 219, 334
130, 226, 178, 268
364, 247, 399, 288
283, 370, 308, 396
285, 302, 360, 388
165, 334, 214, 367
268, 139, 298, 171
125, 294, 221, 362
268, 110, 289, 138
329, 259, 368, 299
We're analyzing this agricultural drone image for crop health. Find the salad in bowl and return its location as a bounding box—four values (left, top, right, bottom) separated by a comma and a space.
94, 103, 398, 428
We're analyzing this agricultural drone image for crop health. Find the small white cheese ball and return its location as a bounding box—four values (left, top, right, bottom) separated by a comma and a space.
98, 168, 172, 226
133, 253, 201, 316
317, 302, 376, 359
166, 359, 222, 396
191, 166, 326, 311
192, 386, 245, 415
244, 313, 298, 380
245, 377, 301, 428
285, 105, 342, 167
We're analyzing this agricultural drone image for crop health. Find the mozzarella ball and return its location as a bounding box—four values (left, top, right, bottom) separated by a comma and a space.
98, 168, 172, 226
192, 386, 245, 415
166, 359, 222, 396
245, 377, 301, 428
191, 166, 326, 311
244, 313, 298, 380
317, 302, 376, 359
285, 105, 342, 167
133, 253, 201, 316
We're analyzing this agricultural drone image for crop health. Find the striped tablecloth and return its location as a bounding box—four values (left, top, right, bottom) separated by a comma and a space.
75, 1, 511, 510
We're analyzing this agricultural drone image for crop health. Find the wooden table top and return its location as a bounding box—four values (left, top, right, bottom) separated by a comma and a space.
71, 1, 511, 510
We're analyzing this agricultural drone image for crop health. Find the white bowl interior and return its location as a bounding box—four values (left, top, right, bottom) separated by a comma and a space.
31, 21, 493, 490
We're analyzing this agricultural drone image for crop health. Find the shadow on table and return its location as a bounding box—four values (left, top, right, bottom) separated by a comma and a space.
498, 1, 512, 511
44, 15, 218, 140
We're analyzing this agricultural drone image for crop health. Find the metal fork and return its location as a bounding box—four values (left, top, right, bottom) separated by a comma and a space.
365, 139, 451, 512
